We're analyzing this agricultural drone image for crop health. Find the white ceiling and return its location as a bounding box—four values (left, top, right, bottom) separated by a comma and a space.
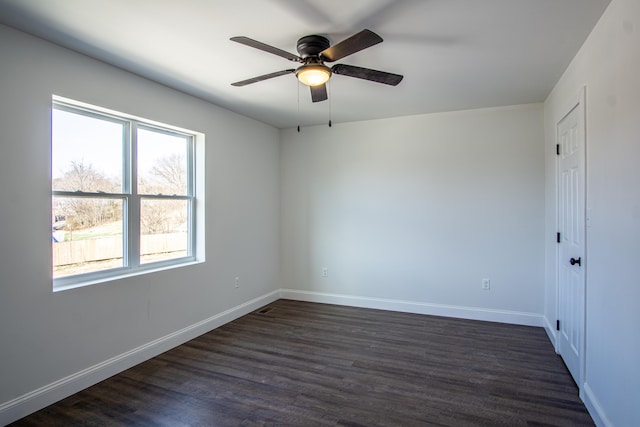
0, 0, 611, 129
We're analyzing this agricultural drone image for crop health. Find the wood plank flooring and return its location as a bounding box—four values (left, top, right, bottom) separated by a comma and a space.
10, 299, 594, 426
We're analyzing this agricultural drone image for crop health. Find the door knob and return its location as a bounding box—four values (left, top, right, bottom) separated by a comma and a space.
570, 257, 582, 266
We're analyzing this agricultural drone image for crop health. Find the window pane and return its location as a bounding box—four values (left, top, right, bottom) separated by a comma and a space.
140, 199, 189, 264
137, 128, 188, 195
52, 109, 124, 193
52, 196, 124, 278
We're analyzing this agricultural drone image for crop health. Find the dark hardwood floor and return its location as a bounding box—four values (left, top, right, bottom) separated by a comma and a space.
11, 299, 593, 426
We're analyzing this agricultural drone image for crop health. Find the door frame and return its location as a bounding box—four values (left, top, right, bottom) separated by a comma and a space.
555, 86, 587, 387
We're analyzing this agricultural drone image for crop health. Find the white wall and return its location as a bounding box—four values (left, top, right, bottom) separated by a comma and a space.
544, 0, 640, 425
0, 25, 280, 423
280, 104, 545, 322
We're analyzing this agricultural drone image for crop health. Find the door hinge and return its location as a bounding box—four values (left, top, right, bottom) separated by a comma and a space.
556, 144, 561, 155
557, 232, 561, 243
556, 320, 560, 331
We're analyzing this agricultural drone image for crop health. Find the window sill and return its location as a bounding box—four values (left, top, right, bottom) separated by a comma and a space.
53, 259, 203, 292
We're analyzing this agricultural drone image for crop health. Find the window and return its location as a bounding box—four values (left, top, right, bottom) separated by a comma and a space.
51, 97, 203, 289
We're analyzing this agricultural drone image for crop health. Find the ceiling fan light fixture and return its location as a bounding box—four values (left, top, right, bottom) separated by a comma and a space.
296, 64, 331, 86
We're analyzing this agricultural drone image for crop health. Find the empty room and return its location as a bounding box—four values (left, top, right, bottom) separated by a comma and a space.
0, 0, 638, 425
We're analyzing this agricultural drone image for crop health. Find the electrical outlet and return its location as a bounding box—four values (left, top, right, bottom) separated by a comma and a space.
234, 277, 240, 288
482, 278, 490, 290
322, 267, 328, 277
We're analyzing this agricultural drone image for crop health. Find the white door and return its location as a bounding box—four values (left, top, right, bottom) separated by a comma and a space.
557, 89, 586, 386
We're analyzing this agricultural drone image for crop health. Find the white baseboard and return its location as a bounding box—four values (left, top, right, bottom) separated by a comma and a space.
581, 382, 612, 427
1, 288, 547, 425
0, 290, 280, 426
279, 289, 544, 327
543, 316, 558, 350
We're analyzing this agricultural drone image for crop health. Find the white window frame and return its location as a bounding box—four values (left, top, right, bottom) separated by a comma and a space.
52, 96, 204, 291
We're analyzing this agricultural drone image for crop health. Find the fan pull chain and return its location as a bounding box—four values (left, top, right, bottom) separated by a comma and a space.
297, 81, 301, 133
328, 80, 332, 128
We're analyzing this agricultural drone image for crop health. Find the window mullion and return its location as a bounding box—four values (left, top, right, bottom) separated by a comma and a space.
127, 121, 140, 268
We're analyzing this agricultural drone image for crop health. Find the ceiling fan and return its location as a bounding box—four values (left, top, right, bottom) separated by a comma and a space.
230, 29, 403, 103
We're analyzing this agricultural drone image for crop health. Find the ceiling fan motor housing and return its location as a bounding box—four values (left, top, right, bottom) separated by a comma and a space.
296, 35, 330, 58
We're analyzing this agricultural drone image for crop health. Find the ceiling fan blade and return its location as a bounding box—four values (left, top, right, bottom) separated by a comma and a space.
230, 36, 301, 62
332, 64, 403, 86
310, 84, 328, 103
320, 29, 383, 62
231, 69, 295, 87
